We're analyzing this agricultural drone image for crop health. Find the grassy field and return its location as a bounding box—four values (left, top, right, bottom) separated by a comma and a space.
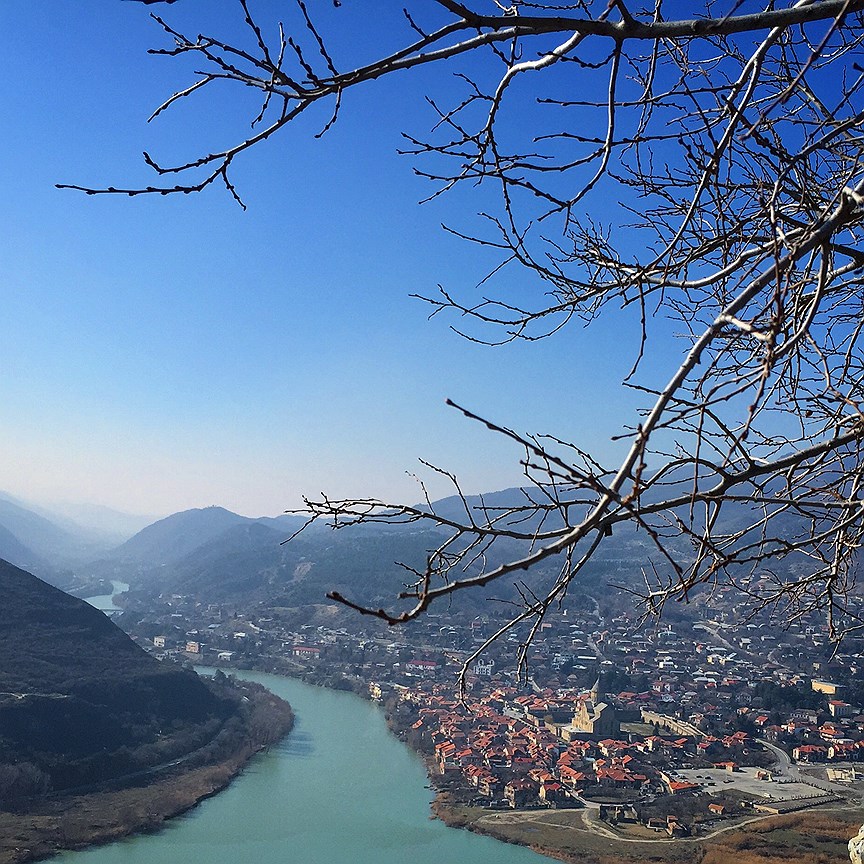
434, 798, 864, 864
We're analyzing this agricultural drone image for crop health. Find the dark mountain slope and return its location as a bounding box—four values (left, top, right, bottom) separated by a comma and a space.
0, 559, 234, 793
168, 521, 290, 600
185, 521, 454, 609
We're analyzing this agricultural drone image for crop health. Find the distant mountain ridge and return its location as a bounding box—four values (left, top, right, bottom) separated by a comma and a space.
0, 521, 50, 575
90, 494, 560, 609
37, 499, 159, 545
101, 506, 305, 566
0, 494, 78, 560
110, 506, 254, 566
0, 492, 154, 582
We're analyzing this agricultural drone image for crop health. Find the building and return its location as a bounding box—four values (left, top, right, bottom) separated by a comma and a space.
812, 680, 844, 696
563, 679, 620, 738
828, 700, 854, 718
474, 659, 495, 676
292, 645, 321, 659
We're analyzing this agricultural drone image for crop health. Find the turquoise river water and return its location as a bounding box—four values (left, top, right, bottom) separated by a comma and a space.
54, 670, 552, 864
84, 581, 129, 614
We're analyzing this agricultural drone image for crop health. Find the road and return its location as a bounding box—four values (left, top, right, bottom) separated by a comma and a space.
699, 622, 742, 656
478, 802, 854, 845
758, 737, 856, 799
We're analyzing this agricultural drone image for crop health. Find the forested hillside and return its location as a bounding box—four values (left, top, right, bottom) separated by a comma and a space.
0, 559, 238, 801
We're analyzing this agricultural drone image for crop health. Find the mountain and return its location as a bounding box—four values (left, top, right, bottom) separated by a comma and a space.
0, 492, 132, 578
87, 488, 683, 611
95, 493, 563, 611
92, 507, 309, 583
91, 501, 457, 607
107, 506, 257, 567
0, 559, 234, 796
132, 484, 709, 609
167, 519, 453, 608
0, 495, 78, 560
421, 486, 564, 530
0, 520, 52, 574
34, 500, 159, 546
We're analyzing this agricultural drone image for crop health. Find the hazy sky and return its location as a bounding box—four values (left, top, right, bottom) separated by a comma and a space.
0, 1, 651, 518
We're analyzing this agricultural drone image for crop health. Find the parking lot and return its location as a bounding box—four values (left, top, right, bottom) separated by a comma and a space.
676, 766, 824, 801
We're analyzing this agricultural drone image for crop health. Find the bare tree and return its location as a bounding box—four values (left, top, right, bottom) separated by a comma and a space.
66, 0, 864, 679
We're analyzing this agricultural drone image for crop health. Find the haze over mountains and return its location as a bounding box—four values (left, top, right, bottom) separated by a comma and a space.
91, 505, 454, 608
3, 472, 803, 616
0, 488, 640, 611
0, 492, 150, 587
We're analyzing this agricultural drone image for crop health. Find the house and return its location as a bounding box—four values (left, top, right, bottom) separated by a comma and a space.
793, 744, 827, 763
539, 781, 567, 805
829, 700, 855, 719
474, 659, 495, 676
812, 680, 844, 696
477, 773, 502, 798
406, 660, 439, 676
292, 645, 321, 659
596, 767, 647, 789
558, 765, 591, 789
505, 778, 537, 809
664, 777, 701, 794
435, 741, 459, 772
828, 742, 858, 761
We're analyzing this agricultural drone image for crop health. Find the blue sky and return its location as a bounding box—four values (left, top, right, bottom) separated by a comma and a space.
0, 1, 649, 517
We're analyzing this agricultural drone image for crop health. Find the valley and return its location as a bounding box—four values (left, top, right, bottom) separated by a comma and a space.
3, 489, 864, 862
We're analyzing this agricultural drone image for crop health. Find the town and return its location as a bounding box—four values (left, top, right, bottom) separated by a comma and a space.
112, 583, 864, 842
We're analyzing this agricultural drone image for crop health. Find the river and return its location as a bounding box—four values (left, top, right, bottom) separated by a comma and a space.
54, 671, 551, 864
84, 581, 129, 614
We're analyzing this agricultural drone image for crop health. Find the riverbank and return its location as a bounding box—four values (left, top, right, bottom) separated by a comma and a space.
376, 687, 861, 864
187, 659, 864, 864
0, 679, 293, 864
430, 788, 863, 864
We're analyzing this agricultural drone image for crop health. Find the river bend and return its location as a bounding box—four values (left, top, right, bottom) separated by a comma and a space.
55, 670, 550, 864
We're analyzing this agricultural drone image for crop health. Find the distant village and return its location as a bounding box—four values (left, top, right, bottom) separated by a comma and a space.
115, 586, 864, 839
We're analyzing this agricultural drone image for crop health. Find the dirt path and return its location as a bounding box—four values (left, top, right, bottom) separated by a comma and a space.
476, 803, 852, 845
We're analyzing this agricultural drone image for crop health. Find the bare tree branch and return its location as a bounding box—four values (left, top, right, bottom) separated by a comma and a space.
66, 0, 864, 666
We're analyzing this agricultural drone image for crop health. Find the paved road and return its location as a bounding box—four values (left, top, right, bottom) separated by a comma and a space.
758, 737, 851, 792
758, 737, 800, 780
